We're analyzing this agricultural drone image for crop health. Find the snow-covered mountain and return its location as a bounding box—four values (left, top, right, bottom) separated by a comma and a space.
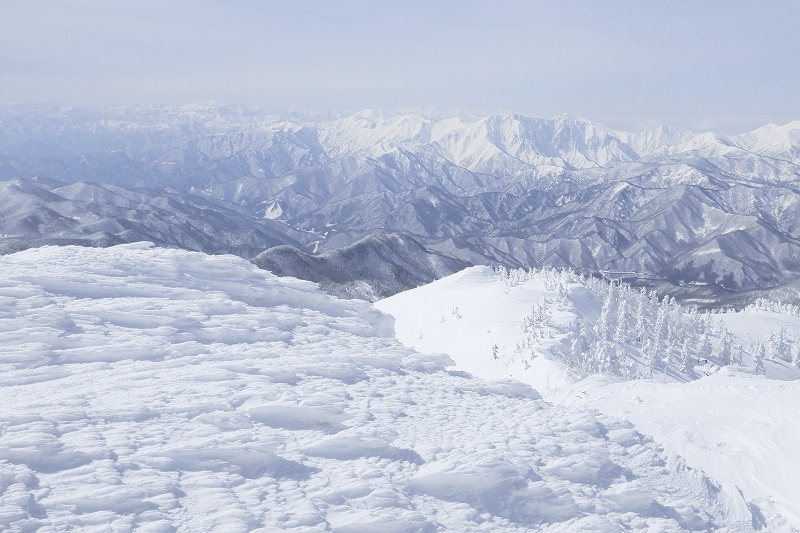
377, 264, 800, 528
0, 244, 783, 532
0, 176, 305, 257
252, 233, 470, 301
3, 103, 800, 297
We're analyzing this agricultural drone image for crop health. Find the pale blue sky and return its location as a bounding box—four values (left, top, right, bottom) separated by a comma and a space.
1, 0, 798, 133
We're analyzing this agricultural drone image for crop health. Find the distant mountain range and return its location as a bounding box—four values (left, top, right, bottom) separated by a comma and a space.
2, 103, 800, 301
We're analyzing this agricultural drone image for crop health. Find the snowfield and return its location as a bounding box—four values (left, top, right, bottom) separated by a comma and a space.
375, 266, 581, 393
567, 370, 800, 530
0, 245, 770, 532
378, 266, 800, 532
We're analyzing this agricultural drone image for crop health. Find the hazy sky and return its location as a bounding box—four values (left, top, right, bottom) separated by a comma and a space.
2, 0, 799, 133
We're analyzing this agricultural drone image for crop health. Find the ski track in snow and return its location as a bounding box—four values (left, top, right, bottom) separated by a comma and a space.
0, 244, 760, 532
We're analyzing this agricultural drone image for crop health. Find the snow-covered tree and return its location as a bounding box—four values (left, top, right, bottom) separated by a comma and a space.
792, 341, 800, 367
698, 332, 713, 363
556, 282, 568, 304
634, 289, 649, 342
642, 340, 657, 377
752, 341, 766, 374
596, 284, 619, 341
767, 326, 791, 362
502, 265, 800, 383
733, 342, 744, 366
570, 332, 583, 370
613, 299, 629, 345
595, 341, 619, 375
680, 336, 695, 376
718, 329, 733, 366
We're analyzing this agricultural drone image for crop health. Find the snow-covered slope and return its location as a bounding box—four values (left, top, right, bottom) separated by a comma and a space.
375, 266, 579, 392
571, 370, 800, 530
377, 266, 800, 530
3, 104, 800, 296
0, 245, 764, 532
0, 177, 305, 257
252, 233, 471, 301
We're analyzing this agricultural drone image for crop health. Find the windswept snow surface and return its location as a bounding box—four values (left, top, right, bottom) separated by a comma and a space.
375, 266, 579, 394
377, 266, 800, 531
564, 370, 800, 531
0, 245, 761, 532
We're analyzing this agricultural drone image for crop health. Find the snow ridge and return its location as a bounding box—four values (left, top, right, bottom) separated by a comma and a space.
0, 245, 764, 532
377, 264, 800, 530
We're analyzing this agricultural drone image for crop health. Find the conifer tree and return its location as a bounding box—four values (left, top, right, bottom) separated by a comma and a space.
644, 340, 659, 377
651, 307, 667, 363
597, 286, 617, 341
792, 340, 800, 367
752, 341, 766, 374
663, 342, 676, 370
570, 334, 583, 371
774, 326, 791, 362
733, 342, 744, 366
634, 289, 649, 343
718, 329, 733, 366
680, 338, 695, 376
557, 282, 568, 304
595, 341, 619, 375
614, 299, 629, 345
698, 331, 713, 363
579, 319, 593, 352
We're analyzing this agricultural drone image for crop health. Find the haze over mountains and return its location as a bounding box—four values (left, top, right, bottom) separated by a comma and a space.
2, 103, 800, 300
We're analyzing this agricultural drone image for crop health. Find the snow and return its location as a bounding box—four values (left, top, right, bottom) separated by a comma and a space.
559, 370, 800, 530
0, 245, 762, 532
5, 104, 800, 294
378, 265, 800, 531
374, 266, 580, 394
262, 201, 283, 220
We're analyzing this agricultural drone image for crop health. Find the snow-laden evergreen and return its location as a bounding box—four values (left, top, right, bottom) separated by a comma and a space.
499, 266, 795, 381
746, 298, 800, 317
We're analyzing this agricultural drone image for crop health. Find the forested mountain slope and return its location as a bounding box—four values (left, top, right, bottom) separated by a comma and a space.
3, 104, 800, 296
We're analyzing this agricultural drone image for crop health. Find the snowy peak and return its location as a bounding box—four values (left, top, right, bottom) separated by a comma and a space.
319, 110, 436, 157
731, 120, 800, 154
3, 103, 797, 175
616, 124, 696, 157
660, 121, 800, 160
318, 110, 682, 170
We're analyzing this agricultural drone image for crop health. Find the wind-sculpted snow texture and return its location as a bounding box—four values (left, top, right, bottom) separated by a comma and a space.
0, 244, 760, 532
2, 104, 800, 295
377, 266, 800, 530
570, 370, 800, 531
